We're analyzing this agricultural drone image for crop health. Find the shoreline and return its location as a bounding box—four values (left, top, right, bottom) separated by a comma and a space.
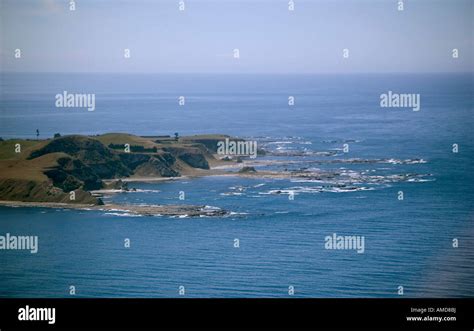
0, 200, 227, 217
0, 170, 286, 217
0, 132, 433, 215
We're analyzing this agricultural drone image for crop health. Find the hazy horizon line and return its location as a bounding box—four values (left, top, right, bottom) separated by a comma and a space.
2, 71, 473, 75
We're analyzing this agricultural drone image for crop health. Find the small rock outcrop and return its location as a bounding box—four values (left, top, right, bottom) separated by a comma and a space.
238, 166, 257, 173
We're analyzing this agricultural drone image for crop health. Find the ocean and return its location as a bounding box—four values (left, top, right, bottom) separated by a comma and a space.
0, 73, 473, 297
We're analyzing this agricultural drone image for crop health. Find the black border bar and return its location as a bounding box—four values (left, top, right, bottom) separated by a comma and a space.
0, 298, 472, 330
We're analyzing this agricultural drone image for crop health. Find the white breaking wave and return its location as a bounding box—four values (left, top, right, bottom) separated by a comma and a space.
104, 212, 143, 217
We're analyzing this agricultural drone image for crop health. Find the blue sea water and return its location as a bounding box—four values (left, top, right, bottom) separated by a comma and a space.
0, 73, 473, 297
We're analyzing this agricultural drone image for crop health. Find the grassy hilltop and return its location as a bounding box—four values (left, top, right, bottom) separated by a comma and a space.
0, 133, 233, 205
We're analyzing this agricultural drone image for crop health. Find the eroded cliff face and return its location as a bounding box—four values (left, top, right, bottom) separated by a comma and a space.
0, 178, 98, 204
119, 152, 180, 177
0, 134, 223, 204
162, 147, 210, 169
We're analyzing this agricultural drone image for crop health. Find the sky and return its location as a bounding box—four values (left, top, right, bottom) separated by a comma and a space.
1, 0, 472, 73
